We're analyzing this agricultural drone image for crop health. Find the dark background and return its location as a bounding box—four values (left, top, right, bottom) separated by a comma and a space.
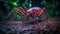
0, 0, 60, 20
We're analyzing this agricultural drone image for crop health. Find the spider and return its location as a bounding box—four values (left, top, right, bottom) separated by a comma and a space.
14, 7, 56, 31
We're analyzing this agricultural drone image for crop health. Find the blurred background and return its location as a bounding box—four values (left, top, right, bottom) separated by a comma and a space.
0, 0, 60, 21
0, 0, 60, 34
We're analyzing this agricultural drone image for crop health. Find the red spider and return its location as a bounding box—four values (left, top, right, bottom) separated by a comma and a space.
14, 7, 56, 31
